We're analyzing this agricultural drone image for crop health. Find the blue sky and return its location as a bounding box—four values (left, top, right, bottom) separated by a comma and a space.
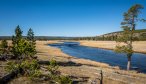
0, 0, 146, 36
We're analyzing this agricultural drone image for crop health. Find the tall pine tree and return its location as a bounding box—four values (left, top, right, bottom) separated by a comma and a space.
115, 4, 144, 70
26, 28, 36, 58
12, 25, 23, 45
12, 25, 23, 57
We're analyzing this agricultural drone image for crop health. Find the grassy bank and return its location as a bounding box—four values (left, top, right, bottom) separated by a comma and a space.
79, 41, 146, 54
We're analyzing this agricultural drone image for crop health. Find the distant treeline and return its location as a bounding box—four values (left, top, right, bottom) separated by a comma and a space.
0, 36, 74, 40
0, 29, 146, 41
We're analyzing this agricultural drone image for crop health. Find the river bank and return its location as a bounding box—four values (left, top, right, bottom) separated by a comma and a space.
36, 41, 146, 84
79, 41, 146, 54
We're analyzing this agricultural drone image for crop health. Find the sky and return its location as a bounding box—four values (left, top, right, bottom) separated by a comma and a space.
0, 0, 146, 37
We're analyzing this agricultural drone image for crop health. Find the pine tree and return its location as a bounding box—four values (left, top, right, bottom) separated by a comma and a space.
12, 26, 37, 59
12, 25, 23, 58
27, 28, 35, 43
12, 25, 23, 45
26, 28, 36, 58
115, 4, 144, 70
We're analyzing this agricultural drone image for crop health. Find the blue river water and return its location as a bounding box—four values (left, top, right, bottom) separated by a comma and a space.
49, 42, 146, 73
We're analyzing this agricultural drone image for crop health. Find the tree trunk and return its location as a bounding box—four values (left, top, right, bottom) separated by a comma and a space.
127, 56, 131, 70
100, 70, 103, 84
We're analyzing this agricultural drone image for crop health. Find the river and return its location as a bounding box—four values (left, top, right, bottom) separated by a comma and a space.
49, 42, 146, 73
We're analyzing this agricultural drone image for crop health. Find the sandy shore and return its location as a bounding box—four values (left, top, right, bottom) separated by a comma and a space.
35, 41, 146, 84
79, 41, 146, 54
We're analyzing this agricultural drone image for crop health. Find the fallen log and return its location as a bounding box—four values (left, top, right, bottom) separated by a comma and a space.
0, 56, 6, 61
38, 60, 50, 65
0, 68, 23, 84
0, 55, 15, 61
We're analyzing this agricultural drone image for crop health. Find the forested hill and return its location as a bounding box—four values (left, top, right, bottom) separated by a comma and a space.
76, 29, 146, 41
102, 29, 146, 36
98, 29, 146, 40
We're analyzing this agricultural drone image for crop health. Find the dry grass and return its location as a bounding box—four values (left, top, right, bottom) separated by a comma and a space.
79, 41, 146, 53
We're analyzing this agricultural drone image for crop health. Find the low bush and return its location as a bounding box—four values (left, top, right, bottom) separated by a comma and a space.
48, 59, 59, 76
56, 75, 73, 84
6, 59, 41, 80
5, 61, 20, 72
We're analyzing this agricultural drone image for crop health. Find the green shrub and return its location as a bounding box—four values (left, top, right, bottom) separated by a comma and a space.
24, 42, 36, 58
56, 75, 73, 84
47, 59, 73, 83
0, 40, 9, 55
20, 59, 41, 79
5, 61, 20, 72
6, 59, 41, 80
29, 69, 41, 80
12, 38, 36, 59
48, 59, 59, 75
